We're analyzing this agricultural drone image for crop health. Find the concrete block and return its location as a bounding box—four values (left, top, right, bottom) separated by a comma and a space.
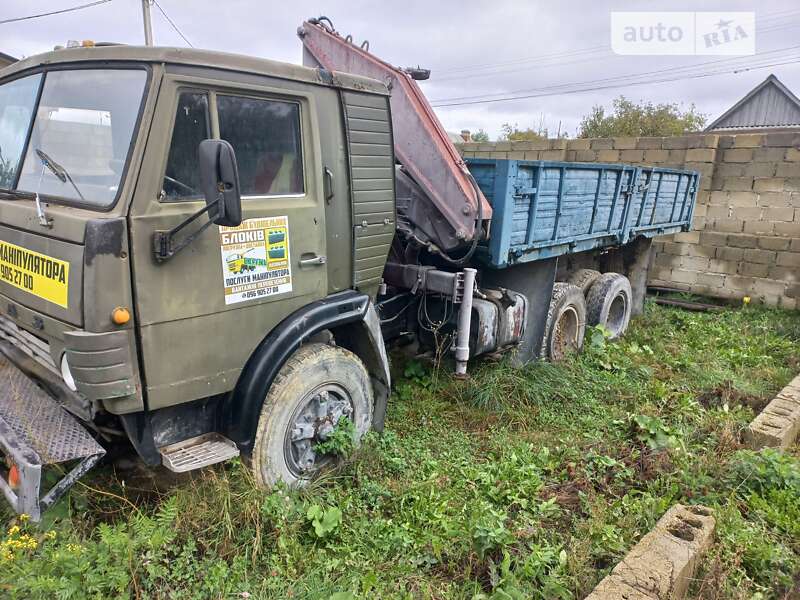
715, 247, 744, 262
743, 220, 775, 235
726, 234, 759, 249
732, 207, 762, 220
699, 231, 727, 247
764, 206, 795, 221
673, 231, 700, 244
670, 269, 698, 284
774, 163, 798, 178
791, 238, 800, 252
540, 150, 566, 160
662, 137, 690, 149
714, 218, 745, 233
662, 242, 691, 256
753, 178, 785, 193
740, 262, 769, 278
785, 147, 800, 161
597, 149, 620, 162
637, 137, 663, 149
743, 248, 776, 264
584, 504, 715, 600
752, 278, 787, 296
724, 148, 754, 162
681, 256, 709, 271
758, 192, 791, 207
523, 151, 541, 160
733, 134, 764, 148
702, 134, 720, 148
507, 151, 525, 159
722, 177, 754, 191
775, 221, 800, 237
707, 258, 739, 275
764, 132, 800, 147
745, 162, 778, 178
620, 149, 645, 162
744, 375, 800, 450
668, 150, 687, 163
772, 267, 799, 283
780, 296, 798, 310
549, 139, 568, 150
715, 163, 745, 178
574, 150, 598, 161
685, 148, 715, 162
589, 138, 614, 150
758, 237, 792, 251
644, 149, 669, 163
696, 272, 726, 287
567, 139, 591, 150
776, 252, 800, 267
613, 137, 638, 149
727, 191, 759, 207
706, 205, 731, 219
753, 147, 787, 163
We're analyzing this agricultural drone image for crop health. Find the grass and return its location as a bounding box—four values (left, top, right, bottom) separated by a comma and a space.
2, 301, 800, 599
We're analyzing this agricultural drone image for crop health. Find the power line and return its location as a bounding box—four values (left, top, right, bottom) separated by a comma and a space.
430, 44, 800, 104
0, 0, 112, 25
430, 57, 800, 108
152, 0, 193, 47
432, 9, 800, 81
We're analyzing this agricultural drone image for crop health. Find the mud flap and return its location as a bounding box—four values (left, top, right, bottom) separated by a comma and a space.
0, 352, 105, 521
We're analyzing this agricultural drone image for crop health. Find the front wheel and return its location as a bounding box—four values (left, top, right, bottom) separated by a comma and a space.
251, 343, 373, 489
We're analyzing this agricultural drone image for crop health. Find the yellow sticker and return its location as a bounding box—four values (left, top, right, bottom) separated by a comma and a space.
0, 241, 70, 308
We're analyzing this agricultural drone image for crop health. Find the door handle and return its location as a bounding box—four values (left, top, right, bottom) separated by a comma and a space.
323, 167, 334, 204
299, 255, 327, 266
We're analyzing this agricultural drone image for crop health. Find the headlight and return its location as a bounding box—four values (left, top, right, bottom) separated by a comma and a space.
60, 354, 77, 392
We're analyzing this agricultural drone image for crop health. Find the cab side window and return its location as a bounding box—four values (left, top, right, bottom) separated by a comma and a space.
162, 91, 209, 201
217, 95, 304, 197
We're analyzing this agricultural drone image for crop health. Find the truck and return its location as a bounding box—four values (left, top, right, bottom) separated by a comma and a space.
0, 18, 698, 520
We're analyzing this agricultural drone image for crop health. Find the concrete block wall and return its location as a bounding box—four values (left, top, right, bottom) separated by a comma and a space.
458, 133, 800, 309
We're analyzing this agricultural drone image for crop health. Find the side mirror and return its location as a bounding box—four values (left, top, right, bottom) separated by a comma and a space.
199, 139, 242, 227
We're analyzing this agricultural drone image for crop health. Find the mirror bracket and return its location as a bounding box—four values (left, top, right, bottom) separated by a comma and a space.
152, 196, 223, 262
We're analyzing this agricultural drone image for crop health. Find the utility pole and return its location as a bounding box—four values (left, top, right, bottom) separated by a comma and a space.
141, 0, 154, 46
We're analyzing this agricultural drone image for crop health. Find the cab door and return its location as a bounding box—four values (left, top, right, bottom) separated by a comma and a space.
128, 72, 328, 410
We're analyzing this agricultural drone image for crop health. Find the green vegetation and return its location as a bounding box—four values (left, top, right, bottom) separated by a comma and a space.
578, 95, 707, 138
3, 302, 799, 599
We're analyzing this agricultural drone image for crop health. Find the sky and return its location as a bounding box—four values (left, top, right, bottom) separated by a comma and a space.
2, 0, 800, 139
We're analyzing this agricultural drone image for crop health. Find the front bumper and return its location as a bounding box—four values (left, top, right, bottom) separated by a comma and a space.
0, 348, 105, 521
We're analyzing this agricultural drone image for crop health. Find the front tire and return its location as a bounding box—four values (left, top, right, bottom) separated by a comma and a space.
251, 343, 373, 489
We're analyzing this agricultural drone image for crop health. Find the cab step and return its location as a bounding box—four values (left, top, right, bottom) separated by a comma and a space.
159, 433, 239, 473
0, 350, 105, 522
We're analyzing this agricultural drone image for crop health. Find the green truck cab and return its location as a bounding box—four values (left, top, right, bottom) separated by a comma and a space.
0, 46, 392, 519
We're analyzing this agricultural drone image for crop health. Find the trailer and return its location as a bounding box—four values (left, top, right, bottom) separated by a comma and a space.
0, 18, 697, 519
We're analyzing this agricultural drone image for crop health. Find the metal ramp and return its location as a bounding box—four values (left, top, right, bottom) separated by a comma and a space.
0, 351, 105, 521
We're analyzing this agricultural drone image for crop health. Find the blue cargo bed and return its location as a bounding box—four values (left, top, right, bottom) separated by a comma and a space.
466, 159, 699, 268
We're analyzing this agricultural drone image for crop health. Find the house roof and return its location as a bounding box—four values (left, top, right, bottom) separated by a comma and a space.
0, 52, 16, 68
705, 74, 800, 132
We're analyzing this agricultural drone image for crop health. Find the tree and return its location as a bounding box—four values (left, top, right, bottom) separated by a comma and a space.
470, 129, 490, 142
578, 96, 706, 138
499, 122, 548, 141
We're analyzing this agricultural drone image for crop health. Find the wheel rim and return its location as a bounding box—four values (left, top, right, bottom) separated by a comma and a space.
283, 383, 354, 477
606, 292, 628, 336
551, 306, 579, 361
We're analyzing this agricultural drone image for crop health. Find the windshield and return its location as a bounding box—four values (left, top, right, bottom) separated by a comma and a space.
0, 68, 147, 208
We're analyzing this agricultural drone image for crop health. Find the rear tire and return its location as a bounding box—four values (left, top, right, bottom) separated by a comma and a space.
585, 273, 632, 339
541, 283, 587, 361
567, 268, 602, 295
251, 343, 373, 489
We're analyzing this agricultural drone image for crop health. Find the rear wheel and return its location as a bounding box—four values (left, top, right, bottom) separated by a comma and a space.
567, 268, 602, 295
251, 343, 373, 489
541, 283, 587, 361
585, 273, 632, 339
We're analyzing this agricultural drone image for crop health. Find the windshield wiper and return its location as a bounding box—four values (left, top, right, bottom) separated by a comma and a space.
0, 188, 36, 201
35, 148, 87, 203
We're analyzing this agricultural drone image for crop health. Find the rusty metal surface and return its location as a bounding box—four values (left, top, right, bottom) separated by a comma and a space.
298, 19, 491, 250
0, 352, 103, 464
